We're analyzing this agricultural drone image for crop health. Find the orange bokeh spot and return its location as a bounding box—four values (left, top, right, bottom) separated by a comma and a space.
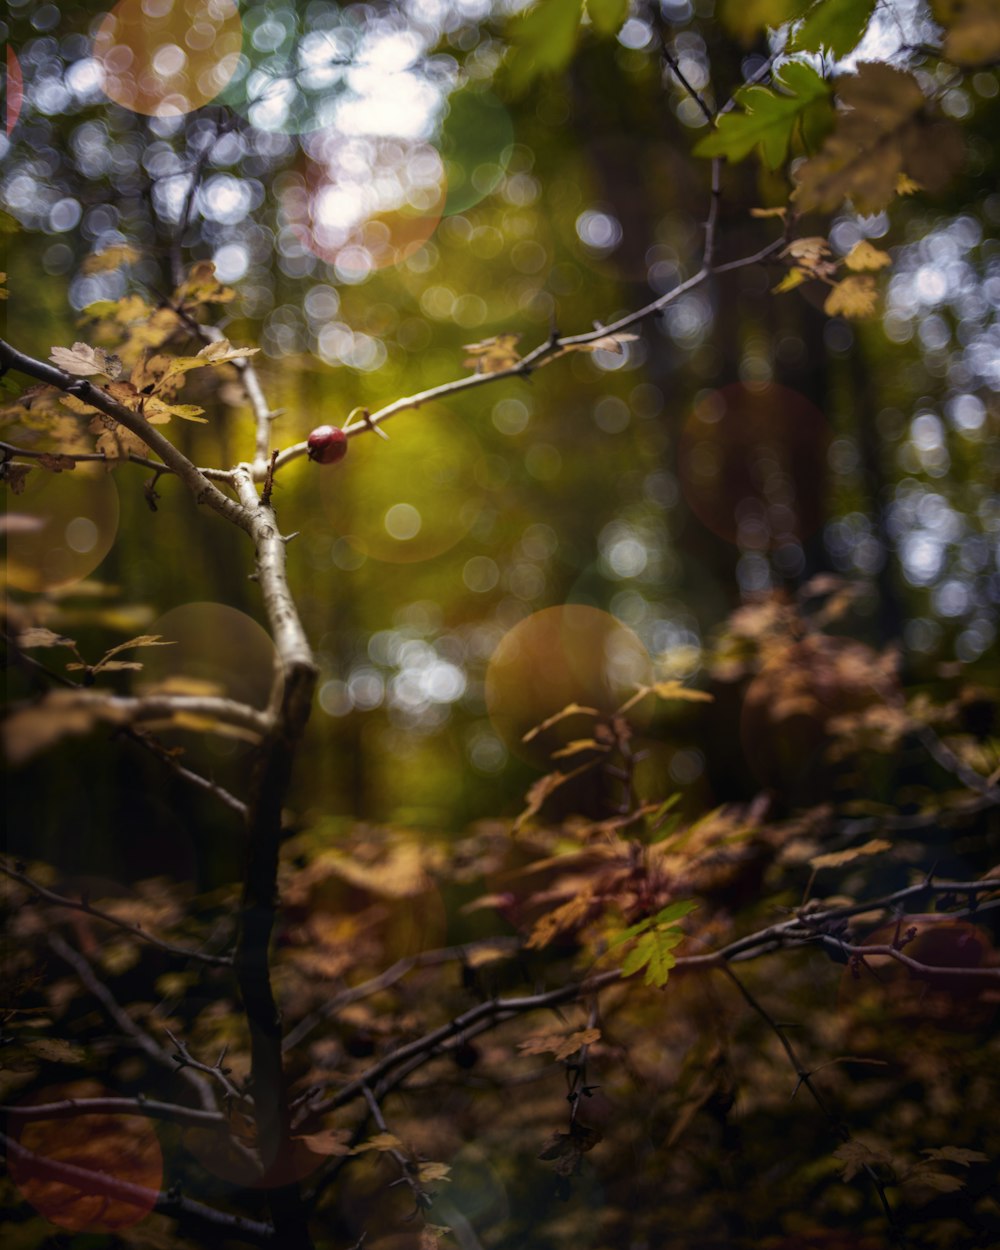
94, 0, 243, 117
5, 45, 24, 136
678, 383, 829, 546
10, 1085, 163, 1232
486, 605, 652, 763
2, 462, 120, 593
285, 145, 445, 277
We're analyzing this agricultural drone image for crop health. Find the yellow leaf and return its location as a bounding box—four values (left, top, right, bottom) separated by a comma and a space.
895, 173, 921, 196
522, 702, 600, 743
809, 838, 892, 870
652, 680, 714, 703
462, 333, 522, 374
844, 240, 892, 271
750, 206, 788, 218
81, 244, 142, 273
550, 738, 610, 759
773, 269, 809, 294
352, 1132, 403, 1154
416, 1162, 451, 1183
823, 274, 879, 318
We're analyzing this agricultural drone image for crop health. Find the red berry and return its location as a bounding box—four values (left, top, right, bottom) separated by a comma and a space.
307, 424, 348, 464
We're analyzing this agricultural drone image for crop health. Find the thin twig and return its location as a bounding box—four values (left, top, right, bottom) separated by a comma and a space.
47, 932, 219, 1113
0, 1095, 224, 1128
3, 861, 233, 967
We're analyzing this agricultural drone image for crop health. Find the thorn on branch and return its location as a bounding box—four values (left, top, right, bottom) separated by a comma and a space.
362, 408, 390, 441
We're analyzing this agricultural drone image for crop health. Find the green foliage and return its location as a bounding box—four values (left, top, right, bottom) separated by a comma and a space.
608, 899, 699, 986
791, 0, 878, 58
693, 61, 832, 168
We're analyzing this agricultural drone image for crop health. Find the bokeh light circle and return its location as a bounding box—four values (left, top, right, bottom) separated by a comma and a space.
10, 1083, 163, 1232
93, 0, 243, 117
320, 408, 483, 565
485, 605, 653, 762
139, 602, 276, 710
678, 383, 829, 546
284, 143, 445, 278
2, 463, 119, 593
5, 46, 24, 136
438, 87, 514, 216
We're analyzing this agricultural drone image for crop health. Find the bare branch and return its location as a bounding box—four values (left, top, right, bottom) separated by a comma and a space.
47, 932, 219, 1113
0, 1096, 224, 1129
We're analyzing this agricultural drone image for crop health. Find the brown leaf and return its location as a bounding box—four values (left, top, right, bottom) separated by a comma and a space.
416, 1162, 451, 1183
550, 738, 611, 759
49, 343, 122, 378
809, 838, 892, 870
37, 452, 78, 473
3, 691, 130, 765
522, 702, 600, 743
88, 414, 150, 463
931, 0, 1000, 66
573, 331, 640, 355
351, 1132, 403, 1154
2, 462, 32, 494
519, 1027, 601, 1061
294, 1129, 353, 1157
794, 64, 961, 215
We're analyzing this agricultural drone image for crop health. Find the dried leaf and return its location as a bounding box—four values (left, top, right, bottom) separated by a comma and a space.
89, 415, 150, 464
416, 1162, 451, 1183
3, 691, 130, 765
462, 333, 522, 374
294, 1129, 353, 1157
37, 452, 78, 473
16, 628, 77, 650
519, 1027, 601, 1061
2, 462, 32, 494
572, 331, 640, 355
522, 702, 600, 743
750, 206, 788, 218
49, 343, 122, 379
810, 838, 892, 870
550, 738, 610, 759
176, 260, 235, 306
773, 269, 809, 293
833, 1139, 891, 1182
931, 0, 1000, 66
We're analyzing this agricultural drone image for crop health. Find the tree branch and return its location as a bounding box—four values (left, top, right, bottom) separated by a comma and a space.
3, 861, 233, 967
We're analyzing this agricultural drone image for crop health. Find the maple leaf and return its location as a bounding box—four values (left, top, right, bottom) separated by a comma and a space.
175, 260, 236, 306
519, 1027, 601, 1061
16, 628, 77, 650
844, 239, 892, 271
156, 340, 259, 389
794, 63, 962, 214
824, 274, 879, 318
463, 333, 522, 374
49, 342, 123, 379
694, 60, 831, 169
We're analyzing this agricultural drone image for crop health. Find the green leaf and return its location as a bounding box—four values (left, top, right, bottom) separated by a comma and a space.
586, 0, 629, 35
652, 899, 699, 925
643, 938, 681, 987
792, 0, 877, 58
717, 0, 812, 44
694, 61, 831, 170
621, 934, 656, 977
506, 0, 584, 95
608, 916, 654, 949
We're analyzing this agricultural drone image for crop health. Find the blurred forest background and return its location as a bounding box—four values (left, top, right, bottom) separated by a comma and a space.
2, 0, 999, 1247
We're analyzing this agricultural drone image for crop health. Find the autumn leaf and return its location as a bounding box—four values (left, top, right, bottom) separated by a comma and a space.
833, 1139, 893, 1181
3, 691, 131, 765
156, 340, 259, 389
463, 333, 522, 374
2, 462, 32, 494
294, 1129, 353, 1157
522, 702, 600, 743
773, 269, 809, 294
49, 342, 123, 379
809, 838, 892, 870
37, 452, 78, 473
0, 271, 7, 299
416, 1162, 451, 1184
81, 244, 142, 273
844, 239, 892, 271
793, 63, 962, 214
824, 274, 879, 318
140, 396, 208, 425
519, 1027, 601, 1061
931, 0, 1000, 67
89, 414, 150, 463
550, 738, 611, 759
351, 1132, 403, 1154
16, 628, 78, 651
175, 260, 236, 306
570, 331, 640, 355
